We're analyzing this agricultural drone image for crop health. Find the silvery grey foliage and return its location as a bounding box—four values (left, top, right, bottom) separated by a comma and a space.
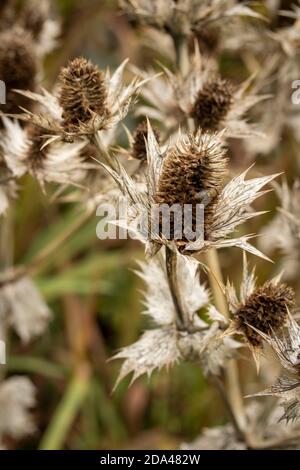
0, 276, 51, 342
113, 253, 240, 386
259, 180, 300, 280
0, 377, 36, 448
119, 0, 265, 37
182, 402, 300, 449
136, 47, 268, 138
249, 315, 300, 423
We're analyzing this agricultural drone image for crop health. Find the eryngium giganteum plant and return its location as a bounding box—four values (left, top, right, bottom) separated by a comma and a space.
1, 0, 300, 452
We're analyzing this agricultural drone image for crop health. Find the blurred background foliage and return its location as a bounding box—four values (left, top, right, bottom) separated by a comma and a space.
2, 0, 299, 450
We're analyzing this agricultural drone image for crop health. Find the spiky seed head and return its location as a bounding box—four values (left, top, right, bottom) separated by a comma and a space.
0, 29, 37, 116
132, 121, 160, 160
20, 0, 47, 38
235, 282, 296, 348
26, 124, 48, 170
58, 57, 108, 133
154, 131, 228, 240
192, 78, 234, 131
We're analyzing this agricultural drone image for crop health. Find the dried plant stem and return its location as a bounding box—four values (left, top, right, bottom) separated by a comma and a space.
165, 246, 187, 330
205, 248, 246, 432
174, 34, 190, 76
212, 376, 244, 441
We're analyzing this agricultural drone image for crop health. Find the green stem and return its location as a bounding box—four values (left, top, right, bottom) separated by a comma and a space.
39, 364, 91, 450
7, 356, 68, 380
0, 206, 94, 287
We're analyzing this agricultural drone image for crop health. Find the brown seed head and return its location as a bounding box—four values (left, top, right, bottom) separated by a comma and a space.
154, 131, 228, 240
58, 57, 108, 133
235, 282, 296, 348
0, 29, 37, 115
20, 0, 47, 39
132, 121, 160, 160
192, 78, 234, 131
26, 124, 48, 170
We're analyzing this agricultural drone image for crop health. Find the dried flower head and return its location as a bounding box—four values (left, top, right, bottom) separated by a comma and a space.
155, 131, 228, 205
235, 282, 295, 348
12, 59, 148, 140
0, 29, 37, 115
59, 57, 108, 133
132, 120, 160, 160
192, 78, 234, 130
20, 0, 60, 56
100, 123, 277, 259
0, 118, 89, 187
223, 255, 296, 368
19, 0, 48, 38
154, 129, 228, 241
137, 47, 269, 137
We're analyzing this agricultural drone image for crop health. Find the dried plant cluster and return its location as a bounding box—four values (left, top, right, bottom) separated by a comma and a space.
1, 0, 300, 451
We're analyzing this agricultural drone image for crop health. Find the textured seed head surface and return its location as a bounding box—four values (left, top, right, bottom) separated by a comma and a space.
59, 57, 107, 132
236, 282, 296, 347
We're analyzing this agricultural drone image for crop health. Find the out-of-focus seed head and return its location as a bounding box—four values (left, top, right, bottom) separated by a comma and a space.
154, 131, 228, 240
0, 29, 37, 115
26, 124, 48, 170
58, 57, 108, 133
235, 282, 296, 348
192, 78, 234, 131
19, 0, 48, 39
132, 121, 160, 160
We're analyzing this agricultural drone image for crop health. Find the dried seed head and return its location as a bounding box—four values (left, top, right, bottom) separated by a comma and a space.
154, 131, 228, 240
0, 29, 37, 115
26, 124, 48, 170
192, 78, 234, 131
132, 121, 160, 160
58, 57, 108, 133
235, 282, 296, 348
19, 0, 47, 39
